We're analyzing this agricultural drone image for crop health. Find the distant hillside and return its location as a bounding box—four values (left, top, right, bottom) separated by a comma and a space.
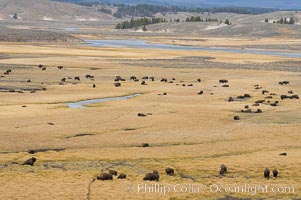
0, 0, 114, 21
0, 26, 80, 42
53, 0, 301, 10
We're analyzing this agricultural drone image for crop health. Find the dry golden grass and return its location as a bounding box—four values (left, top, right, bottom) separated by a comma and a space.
0, 42, 300, 200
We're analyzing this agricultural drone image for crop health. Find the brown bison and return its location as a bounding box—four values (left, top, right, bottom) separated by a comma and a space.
262, 90, 269, 95
165, 168, 174, 176
143, 171, 159, 181
219, 79, 228, 84
220, 164, 227, 175
23, 157, 37, 166
198, 91, 204, 95
97, 173, 113, 181
234, 116, 240, 120
114, 83, 121, 87
255, 109, 263, 113
118, 173, 127, 179
273, 169, 278, 178
142, 143, 149, 147
228, 97, 234, 102
264, 168, 270, 180
138, 113, 147, 117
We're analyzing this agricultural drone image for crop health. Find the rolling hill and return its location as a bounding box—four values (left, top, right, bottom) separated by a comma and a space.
0, 0, 114, 21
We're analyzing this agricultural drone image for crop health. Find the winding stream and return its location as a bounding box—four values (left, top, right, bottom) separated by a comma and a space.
84, 39, 301, 59
66, 94, 140, 108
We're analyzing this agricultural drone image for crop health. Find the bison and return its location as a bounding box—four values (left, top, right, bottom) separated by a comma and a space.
143, 171, 159, 181
118, 173, 127, 179
234, 116, 240, 120
264, 168, 270, 180
273, 169, 278, 178
138, 113, 147, 117
97, 173, 113, 181
114, 83, 121, 87
219, 79, 228, 84
165, 168, 174, 176
220, 164, 227, 175
198, 91, 204, 95
22, 157, 37, 166
142, 143, 149, 147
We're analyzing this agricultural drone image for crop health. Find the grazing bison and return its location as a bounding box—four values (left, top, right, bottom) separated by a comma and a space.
279, 152, 287, 156
38, 64, 44, 68
220, 164, 227, 175
118, 173, 127, 179
97, 173, 113, 181
262, 90, 269, 95
197, 79, 201, 82
23, 157, 37, 166
4, 69, 11, 75
42, 67, 46, 71
198, 91, 204, 95
228, 97, 234, 102
288, 90, 294, 94
161, 78, 168, 82
141, 81, 147, 85
114, 83, 121, 87
187, 84, 193, 87
74, 76, 80, 81
142, 143, 149, 147
273, 169, 278, 178
58, 66, 64, 69
244, 94, 251, 98
219, 79, 228, 84
222, 85, 229, 88
165, 168, 174, 176
255, 100, 265, 104
27, 79, 31, 83
279, 81, 289, 85
109, 170, 118, 176
150, 77, 155, 81
255, 109, 263, 113
130, 76, 137, 80
270, 102, 278, 107
241, 109, 252, 113
85, 74, 94, 79
61, 78, 66, 82
142, 76, 149, 80
244, 105, 249, 109
264, 168, 270, 180
143, 171, 159, 181
138, 113, 147, 117
234, 116, 240, 120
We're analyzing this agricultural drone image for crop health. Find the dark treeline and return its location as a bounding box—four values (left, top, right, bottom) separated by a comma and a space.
51, 1, 278, 17
115, 17, 166, 29
113, 4, 277, 18
185, 16, 218, 22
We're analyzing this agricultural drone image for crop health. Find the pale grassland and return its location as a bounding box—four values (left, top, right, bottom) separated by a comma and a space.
0, 42, 300, 200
